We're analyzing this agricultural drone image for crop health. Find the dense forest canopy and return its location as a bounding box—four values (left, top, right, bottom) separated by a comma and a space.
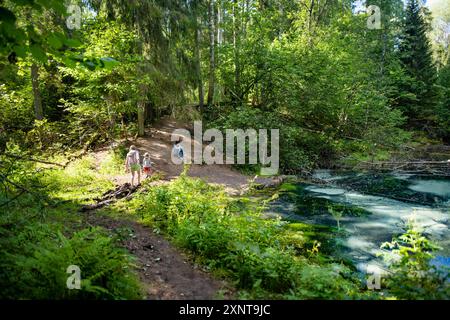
0, 0, 448, 172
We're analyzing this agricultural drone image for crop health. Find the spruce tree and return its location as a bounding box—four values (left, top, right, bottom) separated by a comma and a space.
398, 0, 439, 132
436, 56, 450, 141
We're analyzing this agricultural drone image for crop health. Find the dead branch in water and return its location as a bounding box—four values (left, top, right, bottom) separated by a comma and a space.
352, 160, 450, 175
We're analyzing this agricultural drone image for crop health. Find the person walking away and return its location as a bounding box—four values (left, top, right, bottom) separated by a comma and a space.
172, 139, 185, 163
125, 145, 141, 186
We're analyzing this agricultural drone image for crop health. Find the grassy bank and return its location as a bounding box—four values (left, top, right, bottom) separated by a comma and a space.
117, 166, 374, 299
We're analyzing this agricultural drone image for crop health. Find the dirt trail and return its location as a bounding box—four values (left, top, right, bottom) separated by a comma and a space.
84, 214, 232, 300
86, 118, 279, 300
94, 118, 274, 195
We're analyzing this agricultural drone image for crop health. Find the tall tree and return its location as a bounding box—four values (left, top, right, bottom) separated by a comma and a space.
30, 63, 43, 120
90, 0, 197, 135
429, 0, 450, 70
436, 54, 450, 141
398, 0, 439, 131
193, 7, 204, 111
207, 0, 216, 106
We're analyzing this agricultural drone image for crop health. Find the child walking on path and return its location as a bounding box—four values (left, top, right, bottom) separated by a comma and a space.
142, 152, 153, 178
125, 145, 141, 186
172, 139, 185, 164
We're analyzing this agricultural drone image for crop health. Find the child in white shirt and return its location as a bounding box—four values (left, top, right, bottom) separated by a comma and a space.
142, 152, 153, 178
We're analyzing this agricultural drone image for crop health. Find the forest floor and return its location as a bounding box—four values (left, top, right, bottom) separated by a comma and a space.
84, 118, 277, 300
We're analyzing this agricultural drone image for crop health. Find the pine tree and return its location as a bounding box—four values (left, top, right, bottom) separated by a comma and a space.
436, 56, 450, 141
398, 0, 439, 132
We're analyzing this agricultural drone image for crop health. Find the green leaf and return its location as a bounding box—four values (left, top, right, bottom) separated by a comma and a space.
13, 0, 35, 6
13, 45, 27, 58
30, 44, 47, 63
64, 38, 82, 48
13, 28, 27, 43
1, 22, 22, 41
48, 0, 67, 15
48, 33, 63, 49
35, 0, 63, 13
100, 57, 120, 70
62, 56, 77, 68
69, 54, 84, 62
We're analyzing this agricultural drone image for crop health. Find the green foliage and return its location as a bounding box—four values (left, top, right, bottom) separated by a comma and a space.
211, 10, 409, 171
1, 0, 449, 301
0, 154, 143, 300
0, 0, 115, 69
98, 145, 128, 176
1, 0, 447, 168
381, 221, 449, 299
134, 175, 369, 299
1, 0, 69, 62
5, 227, 142, 299
398, 0, 441, 133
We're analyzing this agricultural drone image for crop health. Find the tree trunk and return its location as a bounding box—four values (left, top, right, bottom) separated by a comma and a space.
215, 2, 222, 103
217, 2, 223, 45
207, 0, 216, 106
145, 103, 154, 123
31, 63, 43, 120
194, 15, 204, 112
137, 102, 145, 137
233, 0, 241, 102
137, 84, 147, 137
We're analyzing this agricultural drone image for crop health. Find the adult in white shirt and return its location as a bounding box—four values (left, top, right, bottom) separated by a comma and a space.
125, 145, 141, 186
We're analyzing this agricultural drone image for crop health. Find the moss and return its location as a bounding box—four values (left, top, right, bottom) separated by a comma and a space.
279, 184, 371, 217
278, 182, 298, 192
283, 222, 337, 253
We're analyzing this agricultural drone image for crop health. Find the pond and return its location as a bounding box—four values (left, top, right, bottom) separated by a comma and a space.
265, 170, 450, 277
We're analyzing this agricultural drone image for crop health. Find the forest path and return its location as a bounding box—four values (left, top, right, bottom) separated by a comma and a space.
84, 214, 232, 299
93, 117, 275, 195
86, 117, 280, 299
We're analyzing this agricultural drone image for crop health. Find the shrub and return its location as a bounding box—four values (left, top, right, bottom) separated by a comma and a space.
381, 221, 450, 299
2, 226, 142, 300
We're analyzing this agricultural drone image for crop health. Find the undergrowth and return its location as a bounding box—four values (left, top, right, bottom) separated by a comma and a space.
0, 151, 143, 299
127, 167, 374, 299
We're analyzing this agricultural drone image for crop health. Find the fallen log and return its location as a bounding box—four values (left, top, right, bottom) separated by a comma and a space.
81, 183, 140, 212
367, 160, 449, 165
98, 183, 138, 199
353, 160, 450, 174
